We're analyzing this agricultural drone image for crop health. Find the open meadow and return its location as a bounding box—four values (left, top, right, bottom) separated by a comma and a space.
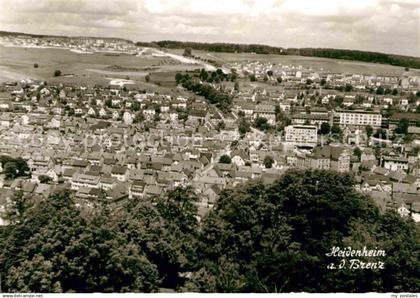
167, 48, 419, 76
0, 46, 205, 87
2, 45, 419, 93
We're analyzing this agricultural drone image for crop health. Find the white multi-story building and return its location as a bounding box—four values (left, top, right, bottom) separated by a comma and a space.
335, 110, 382, 127
253, 104, 276, 125
284, 125, 318, 147
71, 173, 100, 190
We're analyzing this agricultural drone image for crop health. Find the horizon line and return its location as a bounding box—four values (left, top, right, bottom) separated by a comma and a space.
1, 29, 419, 60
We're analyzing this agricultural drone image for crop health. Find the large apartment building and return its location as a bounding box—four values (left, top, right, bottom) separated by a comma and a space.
334, 109, 382, 127
295, 145, 350, 173
284, 125, 318, 147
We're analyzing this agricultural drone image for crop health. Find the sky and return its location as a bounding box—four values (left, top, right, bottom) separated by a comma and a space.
0, 0, 419, 57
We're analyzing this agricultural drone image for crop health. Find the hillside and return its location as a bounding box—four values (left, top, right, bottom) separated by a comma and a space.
0, 30, 132, 43
1, 30, 419, 69
137, 40, 420, 69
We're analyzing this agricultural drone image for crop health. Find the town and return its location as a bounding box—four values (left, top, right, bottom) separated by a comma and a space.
0, 34, 420, 226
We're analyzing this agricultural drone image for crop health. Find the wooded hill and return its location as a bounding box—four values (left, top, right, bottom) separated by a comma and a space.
1, 170, 419, 293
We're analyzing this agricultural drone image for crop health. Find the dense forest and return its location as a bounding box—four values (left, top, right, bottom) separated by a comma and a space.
141, 40, 286, 55
1, 170, 419, 292
136, 40, 420, 69
288, 48, 420, 69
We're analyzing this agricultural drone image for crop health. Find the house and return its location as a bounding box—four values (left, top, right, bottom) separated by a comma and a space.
203, 185, 221, 206
75, 187, 103, 201
388, 113, 420, 130
253, 104, 276, 125
0, 114, 12, 127
291, 113, 330, 128
100, 176, 116, 190
123, 111, 133, 125
111, 165, 128, 182
144, 185, 163, 197
129, 180, 145, 198
71, 172, 100, 190
296, 145, 350, 172
284, 125, 318, 147
382, 156, 409, 172
112, 110, 120, 120
330, 147, 351, 173
343, 95, 355, 107
335, 109, 382, 128
99, 108, 108, 118
87, 107, 97, 116
231, 150, 249, 167
361, 148, 376, 162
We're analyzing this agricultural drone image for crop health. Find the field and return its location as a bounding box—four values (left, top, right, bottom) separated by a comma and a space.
167, 49, 420, 76
1, 45, 419, 92
0, 46, 205, 87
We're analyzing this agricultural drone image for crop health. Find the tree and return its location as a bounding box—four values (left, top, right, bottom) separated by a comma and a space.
155, 186, 199, 234
190, 170, 420, 292
174, 73, 233, 112
6, 191, 31, 223
54, 70, 62, 77
249, 74, 256, 82
0, 190, 191, 292
353, 147, 362, 161
105, 99, 112, 108
320, 122, 331, 135
38, 175, 52, 184
395, 118, 409, 134
276, 77, 282, 83
234, 82, 239, 92
334, 95, 344, 106
216, 121, 226, 131
34, 63, 39, 68
2, 157, 29, 180
376, 86, 385, 95
132, 101, 140, 112
263, 156, 274, 168
320, 78, 326, 86
374, 128, 388, 139
134, 112, 144, 123
175, 73, 183, 84
365, 125, 373, 138
155, 105, 161, 114
344, 84, 353, 92
331, 124, 341, 135
219, 155, 232, 164
145, 75, 150, 83
183, 48, 192, 57
199, 69, 209, 81
238, 118, 251, 137
267, 70, 273, 76
4, 161, 18, 179
254, 117, 270, 131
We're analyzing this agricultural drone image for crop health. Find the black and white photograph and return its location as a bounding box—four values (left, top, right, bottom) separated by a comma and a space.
0, 0, 419, 295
